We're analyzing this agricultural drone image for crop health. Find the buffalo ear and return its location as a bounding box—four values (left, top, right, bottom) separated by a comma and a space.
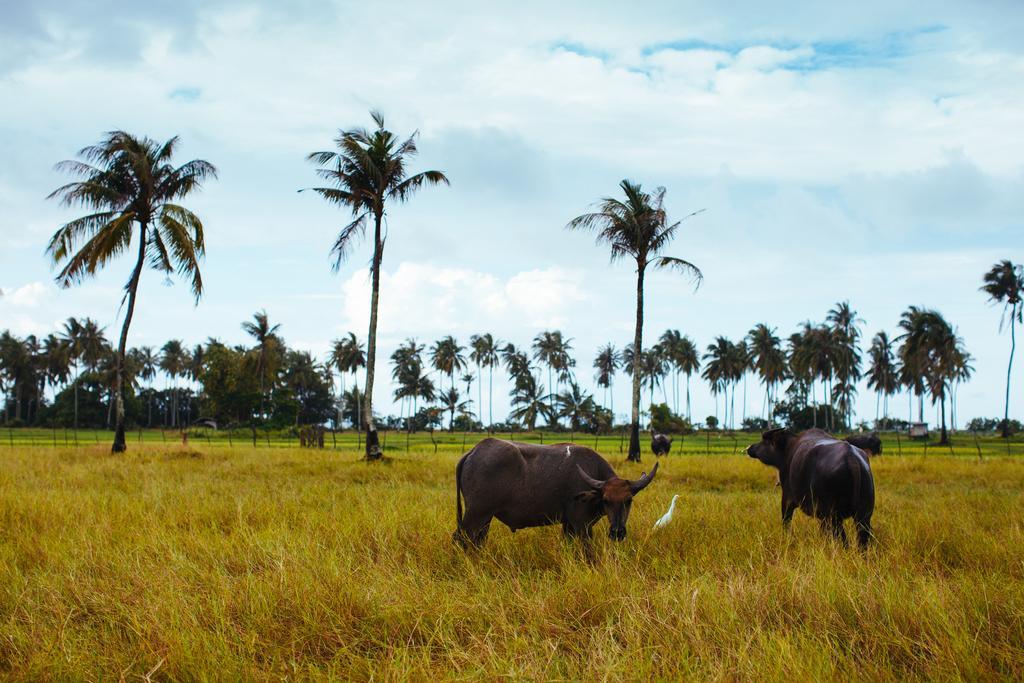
763, 428, 793, 452
574, 490, 600, 502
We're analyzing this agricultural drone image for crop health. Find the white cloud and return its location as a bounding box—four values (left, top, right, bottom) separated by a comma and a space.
2, 281, 49, 307
338, 262, 589, 340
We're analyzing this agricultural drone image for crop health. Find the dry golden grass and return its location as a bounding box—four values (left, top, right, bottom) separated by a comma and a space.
1, 444, 1022, 680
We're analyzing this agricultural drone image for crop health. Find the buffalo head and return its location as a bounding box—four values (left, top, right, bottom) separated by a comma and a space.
746, 428, 793, 468
576, 462, 659, 541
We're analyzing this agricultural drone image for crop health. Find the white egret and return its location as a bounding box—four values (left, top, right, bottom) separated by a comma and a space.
653, 494, 679, 530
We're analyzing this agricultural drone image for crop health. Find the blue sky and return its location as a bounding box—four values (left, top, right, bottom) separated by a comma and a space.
1, 0, 1022, 426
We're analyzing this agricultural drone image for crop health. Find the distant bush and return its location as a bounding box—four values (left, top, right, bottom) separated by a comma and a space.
967, 418, 1021, 435
741, 417, 768, 432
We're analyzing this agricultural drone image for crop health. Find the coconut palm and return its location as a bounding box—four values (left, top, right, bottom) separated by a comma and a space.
330, 333, 366, 429
567, 180, 703, 460
980, 260, 1024, 437
827, 301, 863, 429
431, 336, 466, 395
557, 381, 596, 436
160, 340, 187, 428
658, 330, 685, 414
509, 374, 553, 431
747, 324, 788, 426
502, 343, 534, 391
676, 336, 700, 422
702, 337, 744, 429
896, 307, 967, 444
532, 331, 575, 426
242, 310, 282, 421
132, 345, 159, 426
305, 111, 448, 459
866, 331, 899, 426
469, 333, 500, 430
441, 387, 470, 431
46, 131, 215, 451
593, 343, 621, 419
61, 317, 107, 430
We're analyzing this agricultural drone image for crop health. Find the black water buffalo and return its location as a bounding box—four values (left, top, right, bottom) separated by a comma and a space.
454, 438, 658, 548
845, 433, 882, 457
747, 428, 874, 548
651, 432, 672, 456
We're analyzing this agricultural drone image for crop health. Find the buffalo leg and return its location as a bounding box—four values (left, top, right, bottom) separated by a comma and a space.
455, 508, 493, 549
854, 513, 873, 550
781, 497, 796, 529
820, 515, 848, 547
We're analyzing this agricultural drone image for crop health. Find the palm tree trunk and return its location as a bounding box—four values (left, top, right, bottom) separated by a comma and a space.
1003, 303, 1016, 438
363, 213, 383, 459
685, 374, 691, 422
628, 266, 645, 461
112, 222, 147, 453
73, 362, 79, 430
940, 393, 948, 445
488, 364, 494, 433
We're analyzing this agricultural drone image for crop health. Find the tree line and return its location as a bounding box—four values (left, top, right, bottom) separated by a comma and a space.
7, 113, 1022, 457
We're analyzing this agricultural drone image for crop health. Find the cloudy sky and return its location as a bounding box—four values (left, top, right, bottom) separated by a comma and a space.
2, 0, 1022, 426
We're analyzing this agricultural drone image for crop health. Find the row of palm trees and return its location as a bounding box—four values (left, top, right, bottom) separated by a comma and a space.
0, 300, 981, 448
34, 113, 1024, 456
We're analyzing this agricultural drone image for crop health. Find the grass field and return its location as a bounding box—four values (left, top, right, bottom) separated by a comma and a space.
1, 438, 1023, 679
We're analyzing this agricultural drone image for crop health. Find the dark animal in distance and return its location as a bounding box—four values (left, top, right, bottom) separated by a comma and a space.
747, 428, 874, 548
845, 433, 882, 457
651, 432, 672, 457
454, 438, 658, 548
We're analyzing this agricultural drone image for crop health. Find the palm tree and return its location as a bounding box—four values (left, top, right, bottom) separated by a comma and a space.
981, 260, 1024, 437
47, 132, 215, 451
509, 374, 553, 431
160, 340, 186, 428
61, 317, 107, 430
677, 336, 700, 422
827, 301, 863, 430
441, 387, 469, 431
305, 111, 448, 459
896, 307, 967, 444
567, 180, 703, 461
391, 338, 425, 429
431, 336, 466, 395
330, 333, 366, 429
557, 381, 596, 437
241, 310, 282, 421
659, 330, 685, 414
41, 334, 71, 412
532, 331, 575, 426
593, 343, 620, 419
703, 337, 743, 429
747, 324, 787, 426
469, 333, 500, 431
133, 345, 159, 426
866, 331, 899, 426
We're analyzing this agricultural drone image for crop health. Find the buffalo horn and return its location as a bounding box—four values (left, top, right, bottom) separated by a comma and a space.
576, 465, 606, 490
630, 461, 659, 494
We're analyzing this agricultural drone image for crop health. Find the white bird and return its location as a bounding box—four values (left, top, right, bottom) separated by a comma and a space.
653, 494, 679, 530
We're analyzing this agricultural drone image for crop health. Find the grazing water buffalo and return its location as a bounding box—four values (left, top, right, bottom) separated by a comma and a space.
651, 432, 672, 457
845, 433, 882, 457
747, 428, 874, 548
454, 438, 658, 548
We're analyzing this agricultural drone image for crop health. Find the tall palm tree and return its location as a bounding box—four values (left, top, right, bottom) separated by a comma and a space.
305, 111, 448, 459
567, 180, 703, 460
41, 334, 71, 411
747, 323, 788, 426
431, 336, 466, 395
827, 301, 863, 430
47, 132, 215, 451
160, 340, 186, 428
593, 343, 620, 419
509, 374, 553, 431
441, 387, 469, 431
330, 333, 366, 429
866, 331, 899, 426
133, 345, 159, 427
242, 310, 282, 421
557, 381, 596, 435
896, 307, 967, 444
981, 260, 1023, 437
61, 317, 107, 430
532, 331, 574, 426
469, 333, 500, 430
676, 336, 700, 422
